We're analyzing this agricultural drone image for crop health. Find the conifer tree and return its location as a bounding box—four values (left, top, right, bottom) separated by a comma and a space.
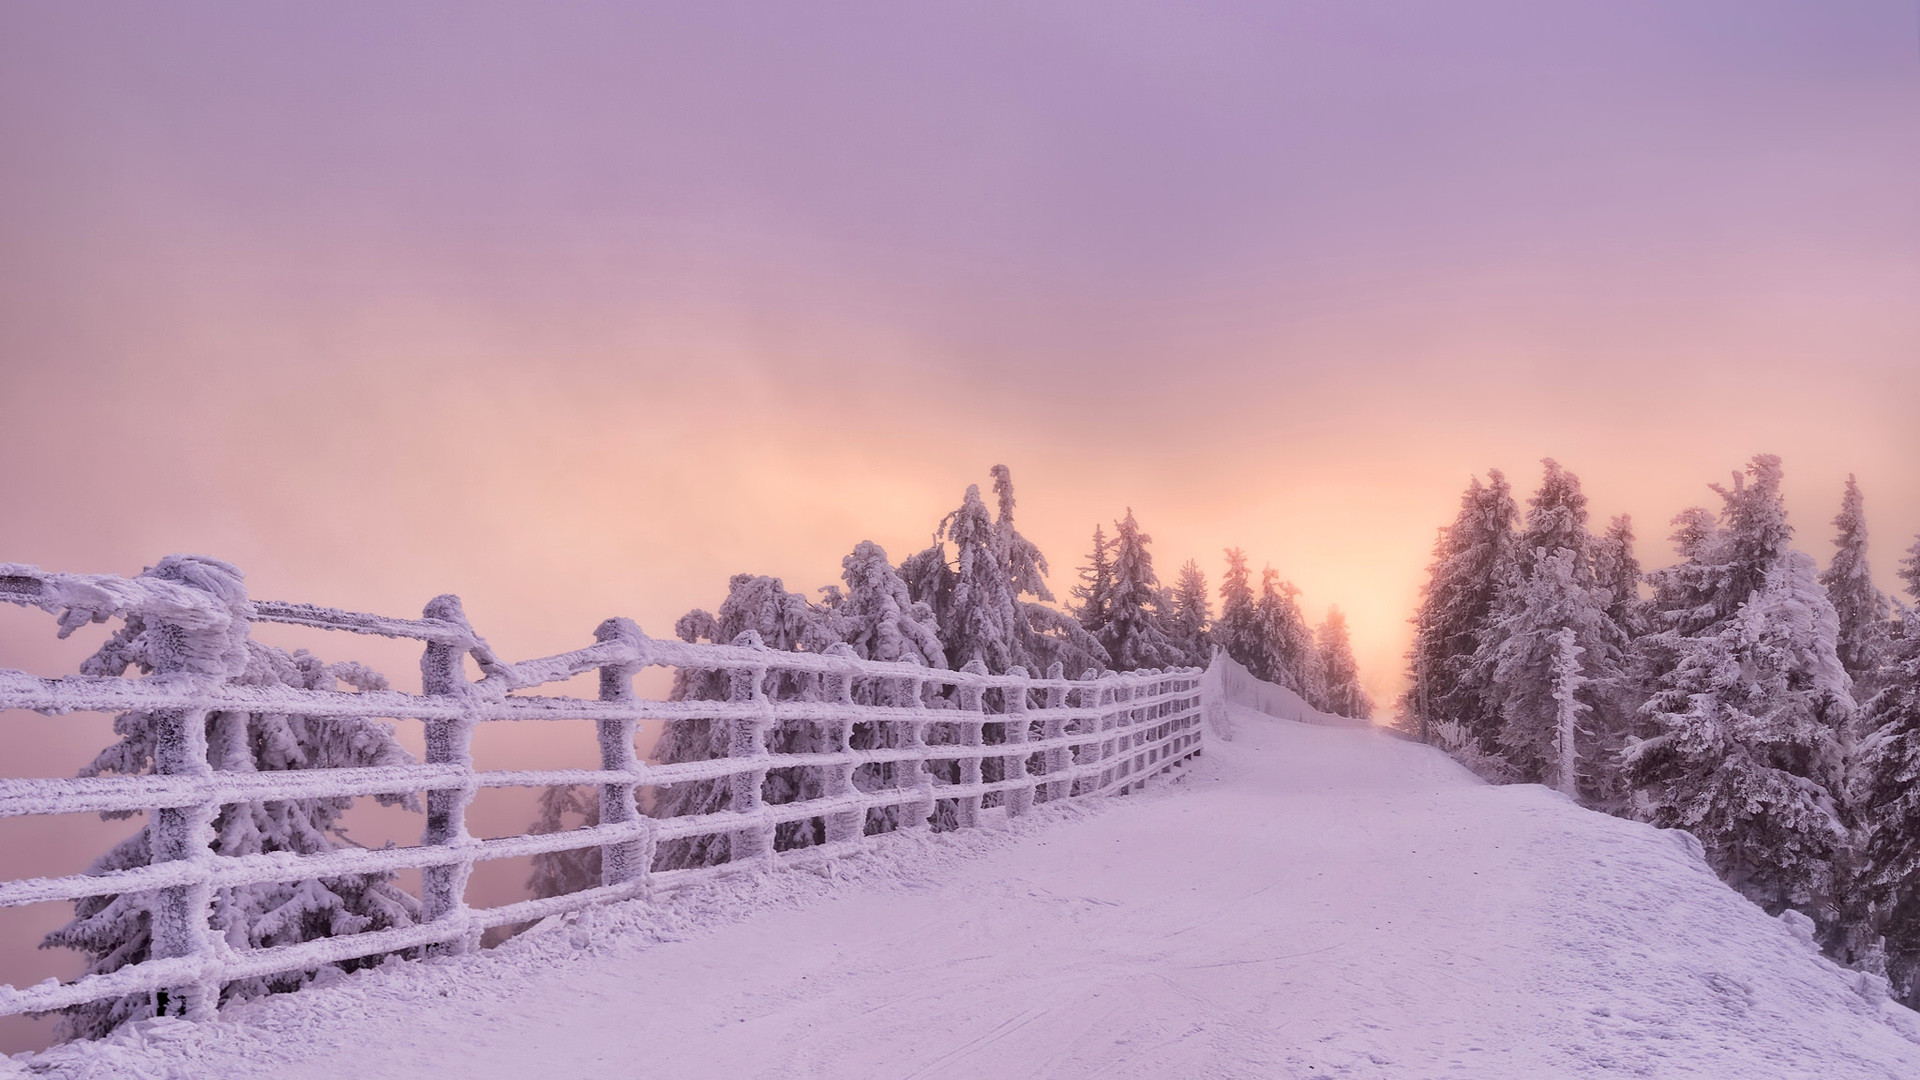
1100, 510, 1184, 671
901, 467, 1104, 675
1625, 455, 1853, 927
525, 783, 604, 901
1591, 514, 1647, 637
1854, 541, 1920, 1005
816, 541, 947, 833
42, 556, 420, 1040
1250, 567, 1286, 684
1071, 524, 1114, 639
1253, 569, 1316, 695
648, 573, 842, 868
1216, 548, 1259, 671
1400, 471, 1516, 744
1820, 475, 1891, 695
1510, 460, 1591, 581
1168, 559, 1212, 668
1483, 548, 1622, 795
1316, 607, 1373, 719
1477, 462, 1626, 799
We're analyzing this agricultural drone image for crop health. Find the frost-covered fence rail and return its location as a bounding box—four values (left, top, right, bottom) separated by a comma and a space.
0, 559, 1204, 1025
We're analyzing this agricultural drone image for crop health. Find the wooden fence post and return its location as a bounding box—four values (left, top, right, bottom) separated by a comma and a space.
903, 676, 935, 831
140, 569, 245, 1021
419, 594, 480, 953
728, 644, 775, 864
1003, 666, 1033, 817
1071, 669, 1103, 797
955, 660, 988, 828
823, 644, 864, 844
1042, 662, 1068, 803
594, 618, 651, 890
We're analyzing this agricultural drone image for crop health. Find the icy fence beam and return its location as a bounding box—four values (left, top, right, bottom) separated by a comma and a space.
0, 558, 1209, 1027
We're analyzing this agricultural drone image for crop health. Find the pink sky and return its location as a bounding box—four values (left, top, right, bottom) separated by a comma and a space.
1, 2, 1917, 1045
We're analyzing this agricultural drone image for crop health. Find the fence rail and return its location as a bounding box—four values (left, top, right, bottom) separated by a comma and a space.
0, 558, 1206, 1025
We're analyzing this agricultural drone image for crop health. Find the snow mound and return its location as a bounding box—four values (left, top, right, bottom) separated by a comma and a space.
18, 705, 1920, 1079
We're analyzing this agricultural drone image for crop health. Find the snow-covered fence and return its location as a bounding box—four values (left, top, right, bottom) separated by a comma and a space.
0, 559, 1205, 1026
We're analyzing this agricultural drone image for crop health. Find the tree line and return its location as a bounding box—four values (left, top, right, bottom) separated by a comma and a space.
534, 464, 1371, 886
1402, 453, 1920, 1006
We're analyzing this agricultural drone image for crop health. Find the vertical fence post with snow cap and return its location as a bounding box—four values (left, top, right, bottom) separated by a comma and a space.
954, 660, 988, 828
419, 594, 481, 953
594, 617, 651, 890
1002, 666, 1033, 817
822, 643, 864, 845
727, 638, 775, 864
141, 558, 252, 1021
903, 675, 936, 831
1041, 662, 1069, 802
1069, 669, 1101, 796
1097, 680, 1120, 791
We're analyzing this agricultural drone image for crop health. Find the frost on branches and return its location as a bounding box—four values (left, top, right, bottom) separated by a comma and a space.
1400, 470, 1518, 746
39, 556, 420, 1041
1167, 560, 1213, 669
582, 540, 954, 885
1214, 549, 1259, 674
1625, 456, 1852, 928
1315, 607, 1372, 721
1476, 462, 1629, 804
643, 573, 849, 871
1253, 569, 1319, 705
1857, 599, 1920, 1003
900, 466, 1105, 676
1820, 475, 1891, 697
1097, 510, 1183, 672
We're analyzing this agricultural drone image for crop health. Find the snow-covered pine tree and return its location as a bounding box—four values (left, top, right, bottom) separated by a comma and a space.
1253, 569, 1316, 696
922, 483, 1023, 672
892, 468, 1103, 823
819, 541, 947, 834
1482, 547, 1622, 796
1399, 471, 1517, 745
1100, 510, 1183, 671
1625, 455, 1853, 928
823, 541, 948, 672
1249, 567, 1285, 684
1072, 524, 1114, 640
1316, 606, 1373, 719
1592, 514, 1647, 637
1853, 543, 1920, 1005
525, 783, 603, 900
1510, 459, 1593, 585
646, 573, 842, 870
1168, 559, 1212, 668
41, 555, 420, 1040
1820, 475, 1891, 696
901, 467, 1105, 676
1475, 461, 1626, 799
1216, 548, 1259, 671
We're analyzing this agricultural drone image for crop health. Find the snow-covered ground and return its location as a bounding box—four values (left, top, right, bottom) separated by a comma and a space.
19, 705, 1920, 1079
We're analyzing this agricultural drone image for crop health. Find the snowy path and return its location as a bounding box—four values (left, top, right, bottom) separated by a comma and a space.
22, 706, 1920, 1079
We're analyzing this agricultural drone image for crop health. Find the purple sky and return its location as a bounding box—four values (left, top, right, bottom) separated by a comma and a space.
1, 1, 1917, 1048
